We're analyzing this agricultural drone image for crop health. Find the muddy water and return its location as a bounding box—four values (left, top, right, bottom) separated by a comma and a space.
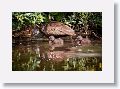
12, 41, 102, 71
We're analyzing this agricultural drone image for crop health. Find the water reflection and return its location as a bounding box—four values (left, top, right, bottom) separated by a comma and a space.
12, 41, 102, 71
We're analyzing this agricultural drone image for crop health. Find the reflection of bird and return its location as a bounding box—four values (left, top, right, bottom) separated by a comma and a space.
41, 21, 76, 44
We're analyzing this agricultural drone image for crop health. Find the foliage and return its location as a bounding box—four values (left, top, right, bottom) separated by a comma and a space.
12, 12, 102, 31
12, 12, 45, 31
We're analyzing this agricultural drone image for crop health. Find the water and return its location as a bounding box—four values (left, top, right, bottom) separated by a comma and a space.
12, 41, 102, 71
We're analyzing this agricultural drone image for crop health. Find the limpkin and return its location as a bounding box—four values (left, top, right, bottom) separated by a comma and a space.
41, 21, 76, 45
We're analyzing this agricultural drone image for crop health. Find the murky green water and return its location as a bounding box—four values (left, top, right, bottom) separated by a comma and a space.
12, 41, 102, 71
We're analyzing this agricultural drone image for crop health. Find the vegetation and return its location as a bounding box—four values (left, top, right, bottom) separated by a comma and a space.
12, 12, 102, 38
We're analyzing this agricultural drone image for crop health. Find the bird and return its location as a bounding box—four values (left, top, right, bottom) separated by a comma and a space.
75, 35, 91, 46
49, 36, 63, 45
49, 36, 64, 50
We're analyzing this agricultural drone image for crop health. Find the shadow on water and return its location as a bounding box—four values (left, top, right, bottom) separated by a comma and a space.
12, 41, 102, 71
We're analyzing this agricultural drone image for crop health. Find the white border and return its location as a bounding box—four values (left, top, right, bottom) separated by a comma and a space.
0, 0, 114, 83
